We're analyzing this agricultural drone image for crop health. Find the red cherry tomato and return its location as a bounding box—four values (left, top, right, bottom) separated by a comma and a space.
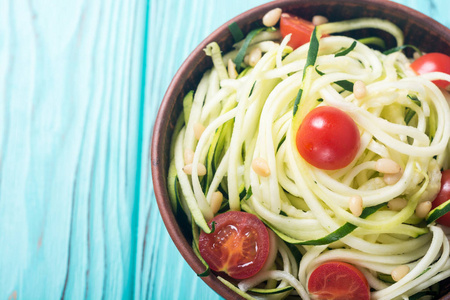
308, 261, 370, 300
431, 170, 450, 226
280, 13, 315, 49
410, 53, 450, 89
296, 106, 360, 170
198, 211, 270, 279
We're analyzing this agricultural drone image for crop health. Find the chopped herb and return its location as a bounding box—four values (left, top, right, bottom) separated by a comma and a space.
287, 243, 303, 264
383, 44, 422, 56
315, 66, 325, 76
239, 184, 247, 200
293, 27, 319, 116
272, 203, 386, 245
303, 27, 320, 78
335, 41, 357, 57
234, 28, 264, 72
407, 94, 421, 104
316, 66, 353, 92
335, 80, 354, 92
276, 135, 286, 152
228, 22, 244, 43
404, 94, 422, 124
209, 221, 217, 233
293, 89, 303, 115
249, 81, 257, 97
243, 186, 253, 201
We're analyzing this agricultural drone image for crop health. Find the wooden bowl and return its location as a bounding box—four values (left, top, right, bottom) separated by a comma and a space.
151, 0, 450, 299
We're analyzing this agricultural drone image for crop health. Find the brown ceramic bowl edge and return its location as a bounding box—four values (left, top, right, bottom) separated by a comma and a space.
151, 0, 450, 299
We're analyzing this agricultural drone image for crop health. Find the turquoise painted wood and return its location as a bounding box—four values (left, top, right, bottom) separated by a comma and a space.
0, 0, 448, 299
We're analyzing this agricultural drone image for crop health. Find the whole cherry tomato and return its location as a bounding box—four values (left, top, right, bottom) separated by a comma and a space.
410, 53, 450, 89
296, 106, 360, 170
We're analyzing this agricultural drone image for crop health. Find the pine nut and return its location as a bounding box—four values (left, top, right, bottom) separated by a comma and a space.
353, 80, 367, 99
182, 164, 193, 175
312, 15, 329, 26
262, 8, 282, 27
387, 198, 408, 211
252, 157, 271, 177
228, 59, 238, 79
194, 123, 205, 140
375, 158, 401, 174
391, 265, 410, 281
210, 191, 224, 214
248, 48, 262, 67
383, 171, 403, 185
244, 54, 250, 65
183, 163, 207, 176
184, 149, 195, 165
413, 51, 421, 60
349, 195, 363, 217
196, 163, 207, 176
415, 201, 432, 218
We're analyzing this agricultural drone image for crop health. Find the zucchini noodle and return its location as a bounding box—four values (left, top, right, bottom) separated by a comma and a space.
168, 16, 450, 299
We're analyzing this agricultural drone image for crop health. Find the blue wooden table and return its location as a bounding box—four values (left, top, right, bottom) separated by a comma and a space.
0, 0, 448, 299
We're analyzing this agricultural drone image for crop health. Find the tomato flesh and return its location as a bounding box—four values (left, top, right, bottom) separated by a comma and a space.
431, 170, 450, 226
410, 53, 450, 89
280, 13, 315, 49
198, 211, 270, 279
308, 261, 370, 300
296, 106, 360, 170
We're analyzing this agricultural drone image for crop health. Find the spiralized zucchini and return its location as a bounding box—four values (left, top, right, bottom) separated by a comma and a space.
168, 17, 450, 300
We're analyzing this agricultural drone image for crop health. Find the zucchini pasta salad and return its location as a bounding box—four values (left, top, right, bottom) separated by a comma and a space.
167, 8, 450, 300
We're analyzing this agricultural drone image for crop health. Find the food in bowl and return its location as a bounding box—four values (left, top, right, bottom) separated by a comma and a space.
161, 4, 450, 300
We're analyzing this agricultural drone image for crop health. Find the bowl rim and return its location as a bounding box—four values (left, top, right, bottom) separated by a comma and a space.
151, 0, 450, 298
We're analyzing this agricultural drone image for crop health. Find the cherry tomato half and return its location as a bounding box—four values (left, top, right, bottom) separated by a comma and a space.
280, 13, 315, 49
431, 170, 450, 226
198, 211, 270, 279
410, 53, 450, 89
308, 261, 370, 300
296, 106, 360, 170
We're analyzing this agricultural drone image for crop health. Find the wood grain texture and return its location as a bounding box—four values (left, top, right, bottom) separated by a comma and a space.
0, 0, 448, 299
